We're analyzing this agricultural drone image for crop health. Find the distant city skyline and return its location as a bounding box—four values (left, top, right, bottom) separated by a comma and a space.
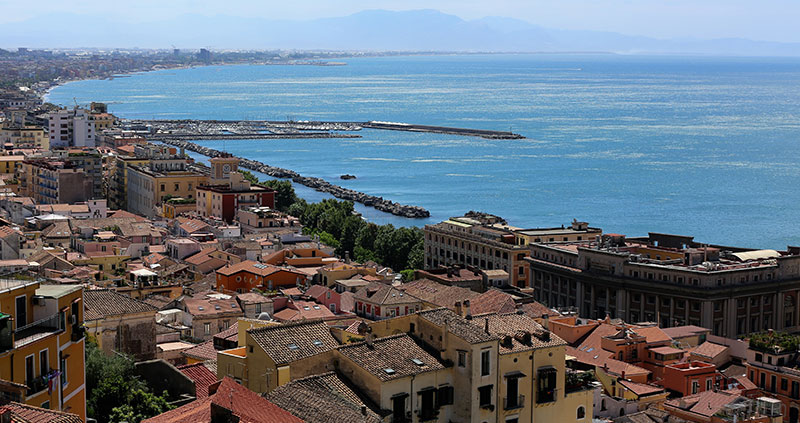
1, 0, 800, 44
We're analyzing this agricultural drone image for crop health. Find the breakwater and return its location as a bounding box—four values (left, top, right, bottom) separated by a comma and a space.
363, 121, 524, 139
147, 132, 360, 140
160, 139, 431, 218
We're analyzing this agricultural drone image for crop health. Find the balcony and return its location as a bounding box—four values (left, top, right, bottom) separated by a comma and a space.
14, 313, 64, 348
25, 375, 49, 397
503, 395, 525, 410
536, 389, 557, 404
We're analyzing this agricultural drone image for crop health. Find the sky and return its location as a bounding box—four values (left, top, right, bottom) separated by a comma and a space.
1, 0, 798, 43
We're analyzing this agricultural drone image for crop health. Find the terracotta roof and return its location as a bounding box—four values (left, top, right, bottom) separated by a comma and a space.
635, 326, 673, 344
518, 301, 560, 319
340, 291, 355, 313
143, 377, 302, 423
0, 402, 82, 423
183, 297, 242, 317
662, 325, 711, 339
618, 379, 665, 397
691, 342, 729, 359
304, 284, 334, 300
216, 260, 301, 277
143, 294, 173, 310
265, 372, 381, 423
576, 323, 628, 353
648, 346, 684, 356
236, 292, 272, 304
248, 320, 338, 366
184, 248, 219, 265
418, 308, 496, 344
338, 334, 445, 382
399, 279, 479, 309
180, 219, 211, 234
273, 300, 336, 322
664, 390, 744, 418
474, 312, 566, 353
182, 340, 217, 361
353, 282, 422, 306
213, 322, 239, 343
108, 210, 148, 221
178, 362, 219, 399
567, 346, 650, 378
731, 374, 757, 391
83, 289, 157, 320
470, 289, 517, 315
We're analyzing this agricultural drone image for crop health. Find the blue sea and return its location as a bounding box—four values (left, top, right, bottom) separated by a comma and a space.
46, 54, 800, 249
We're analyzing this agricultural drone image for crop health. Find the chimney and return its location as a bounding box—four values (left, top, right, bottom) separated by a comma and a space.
345, 251, 350, 264
484, 318, 489, 334
464, 300, 472, 320
455, 301, 462, 316
366, 329, 375, 349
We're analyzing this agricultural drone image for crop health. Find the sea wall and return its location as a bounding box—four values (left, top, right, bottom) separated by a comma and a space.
160, 139, 431, 218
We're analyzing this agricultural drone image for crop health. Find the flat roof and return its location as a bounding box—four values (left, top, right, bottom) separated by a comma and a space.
36, 284, 82, 298
518, 227, 600, 236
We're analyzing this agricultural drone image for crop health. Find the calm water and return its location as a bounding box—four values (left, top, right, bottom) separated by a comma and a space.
47, 54, 800, 248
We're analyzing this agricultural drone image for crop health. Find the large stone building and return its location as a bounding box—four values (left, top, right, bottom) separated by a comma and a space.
83, 289, 158, 361
127, 165, 206, 218
527, 232, 800, 337
424, 215, 601, 288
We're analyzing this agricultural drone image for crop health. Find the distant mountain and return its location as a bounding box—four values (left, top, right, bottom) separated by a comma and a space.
3, 9, 799, 56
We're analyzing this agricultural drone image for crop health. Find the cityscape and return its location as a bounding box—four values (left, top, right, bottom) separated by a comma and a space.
1, 2, 800, 423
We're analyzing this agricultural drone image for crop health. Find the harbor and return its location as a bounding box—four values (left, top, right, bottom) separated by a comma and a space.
128, 119, 525, 140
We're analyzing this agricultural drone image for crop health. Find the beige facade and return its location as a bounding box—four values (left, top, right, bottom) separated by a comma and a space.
127, 165, 207, 218
0, 125, 48, 149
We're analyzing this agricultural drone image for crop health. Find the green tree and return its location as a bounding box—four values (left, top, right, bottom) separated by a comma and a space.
85, 337, 173, 423
355, 222, 379, 252
400, 269, 416, 281
261, 179, 299, 212
406, 236, 425, 270
239, 170, 259, 184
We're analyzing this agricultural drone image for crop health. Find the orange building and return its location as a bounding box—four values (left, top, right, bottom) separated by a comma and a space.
215, 260, 309, 293
662, 361, 718, 397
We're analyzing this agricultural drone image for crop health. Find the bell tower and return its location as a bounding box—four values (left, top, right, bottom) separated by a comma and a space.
209, 155, 239, 185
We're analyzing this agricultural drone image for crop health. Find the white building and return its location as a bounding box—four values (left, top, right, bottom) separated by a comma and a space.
47, 108, 96, 148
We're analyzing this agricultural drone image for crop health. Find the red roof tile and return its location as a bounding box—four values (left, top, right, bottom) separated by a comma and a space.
470, 289, 516, 315
178, 362, 219, 398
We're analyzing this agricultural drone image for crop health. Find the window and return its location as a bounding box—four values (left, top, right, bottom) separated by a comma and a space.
392, 394, 408, 423
692, 380, 699, 394
418, 388, 436, 421
437, 385, 454, 406
458, 351, 467, 367
706, 379, 713, 391
59, 352, 67, 386
537, 367, 557, 403
577, 406, 586, 419
481, 350, 491, 376
783, 378, 789, 391
505, 374, 522, 410
478, 385, 493, 408
25, 355, 34, 385
204, 323, 211, 335
39, 350, 48, 377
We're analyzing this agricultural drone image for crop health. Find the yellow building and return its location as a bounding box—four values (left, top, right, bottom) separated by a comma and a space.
0, 282, 86, 420
0, 125, 48, 149
0, 156, 24, 175
126, 165, 207, 218
110, 156, 149, 210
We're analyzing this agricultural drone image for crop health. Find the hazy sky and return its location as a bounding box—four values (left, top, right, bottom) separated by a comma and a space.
2, 0, 799, 43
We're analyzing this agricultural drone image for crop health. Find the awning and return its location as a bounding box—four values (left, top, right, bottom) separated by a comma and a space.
504, 370, 527, 378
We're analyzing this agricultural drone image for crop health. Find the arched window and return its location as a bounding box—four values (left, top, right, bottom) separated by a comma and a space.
577, 406, 585, 419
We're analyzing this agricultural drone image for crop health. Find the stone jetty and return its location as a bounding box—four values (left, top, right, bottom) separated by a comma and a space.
160, 139, 431, 218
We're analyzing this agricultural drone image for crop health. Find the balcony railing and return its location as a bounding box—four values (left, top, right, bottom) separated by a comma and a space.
537, 389, 557, 404
504, 395, 525, 410
14, 313, 64, 347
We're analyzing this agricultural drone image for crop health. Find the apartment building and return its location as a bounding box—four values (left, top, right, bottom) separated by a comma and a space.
0, 281, 86, 420
47, 108, 95, 148
527, 232, 800, 337
0, 125, 48, 149
127, 165, 206, 218
20, 160, 94, 204
196, 156, 275, 223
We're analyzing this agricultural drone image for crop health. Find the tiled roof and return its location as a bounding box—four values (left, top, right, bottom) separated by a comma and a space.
474, 312, 566, 353
399, 279, 479, 309
216, 260, 303, 278
665, 390, 743, 418
143, 378, 302, 423
648, 346, 684, 356
273, 300, 336, 322
353, 282, 422, 306
178, 362, 219, 399
470, 289, 517, 315
340, 291, 355, 313
183, 297, 242, 317
83, 289, 157, 320
0, 402, 82, 423
213, 322, 239, 342
662, 325, 711, 340
518, 301, 560, 319
182, 340, 217, 361
184, 248, 218, 265
143, 294, 173, 310
418, 308, 497, 344
304, 284, 334, 300
265, 372, 381, 423
691, 341, 728, 359
618, 379, 665, 397
567, 346, 650, 378
635, 326, 673, 345
249, 320, 338, 366
731, 375, 757, 391
338, 334, 445, 382
236, 292, 272, 304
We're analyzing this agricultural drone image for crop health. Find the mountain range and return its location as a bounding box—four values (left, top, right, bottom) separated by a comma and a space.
4, 9, 799, 56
